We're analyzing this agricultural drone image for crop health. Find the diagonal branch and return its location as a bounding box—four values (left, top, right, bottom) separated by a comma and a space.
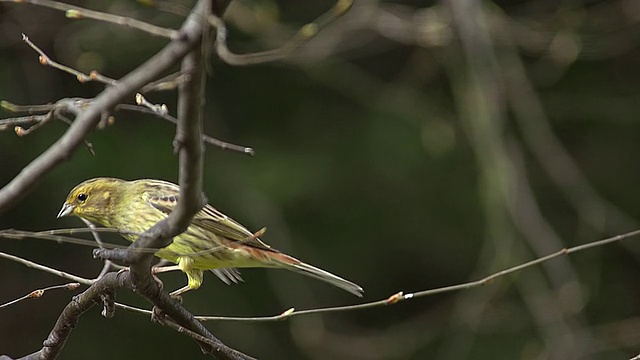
0, 0, 177, 38
0, 1, 204, 215
21, 272, 127, 360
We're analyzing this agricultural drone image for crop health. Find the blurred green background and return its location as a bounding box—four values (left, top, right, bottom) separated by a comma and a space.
2, 0, 640, 359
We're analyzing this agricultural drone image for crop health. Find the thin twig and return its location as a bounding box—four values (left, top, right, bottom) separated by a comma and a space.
0, 229, 141, 251
140, 0, 190, 17
10, 35, 254, 156
0, 283, 80, 309
4, 228, 639, 323
0, 248, 175, 317
0, 103, 95, 156
1, 100, 56, 113
0, 114, 51, 132
11, 112, 54, 136
80, 219, 119, 278
120, 229, 640, 322
117, 104, 255, 155
22, 34, 192, 94
0, 227, 246, 258
22, 34, 116, 85
210, 0, 353, 66
0, 251, 94, 285
135, 93, 169, 116
1, 0, 177, 38
140, 72, 188, 93
154, 312, 226, 349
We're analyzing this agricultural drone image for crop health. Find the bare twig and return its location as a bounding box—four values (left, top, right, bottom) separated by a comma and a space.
0, 283, 80, 309
0, 227, 247, 258
0, 113, 52, 133
135, 93, 169, 116
5, 34, 253, 161
104, 229, 640, 323
1, 100, 57, 113
1, 99, 96, 155
22, 34, 116, 85
3, 100, 95, 155
117, 104, 255, 155
1, 0, 177, 38
79, 218, 121, 279
140, 72, 189, 92
139, 0, 191, 17
1, 98, 86, 121
5, 226, 639, 323
0, 228, 141, 251
3, 226, 639, 336
0, 251, 94, 285
201, 229, 640, 322
211, 0, 353, 65
0, 249, 169, 317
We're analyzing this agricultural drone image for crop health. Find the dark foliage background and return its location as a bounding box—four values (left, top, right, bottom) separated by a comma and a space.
2, 0, 640, 359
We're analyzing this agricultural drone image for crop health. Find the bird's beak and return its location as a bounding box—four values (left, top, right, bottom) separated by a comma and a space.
57, 203, 75, 218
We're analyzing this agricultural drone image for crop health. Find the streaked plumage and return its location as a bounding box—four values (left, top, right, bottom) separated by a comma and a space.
57, 178, 363, 297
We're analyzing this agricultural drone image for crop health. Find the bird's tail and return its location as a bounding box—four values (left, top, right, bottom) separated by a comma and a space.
271, 253, 363, 297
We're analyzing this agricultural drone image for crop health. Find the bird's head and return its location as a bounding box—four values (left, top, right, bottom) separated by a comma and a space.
57, 177, 125, 225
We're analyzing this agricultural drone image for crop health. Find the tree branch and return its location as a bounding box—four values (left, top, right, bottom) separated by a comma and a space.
2, 1, 253, 359
0, 0, 177, 38
0, 1, 204, 214
22, 272, 128, 360
89, 1, 253, 359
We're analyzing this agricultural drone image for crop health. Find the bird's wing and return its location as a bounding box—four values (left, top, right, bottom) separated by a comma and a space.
146, 189, 275, 252
194, 205, 276, 252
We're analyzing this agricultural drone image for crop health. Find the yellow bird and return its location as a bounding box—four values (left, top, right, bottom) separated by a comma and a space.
58, 178, 363, 297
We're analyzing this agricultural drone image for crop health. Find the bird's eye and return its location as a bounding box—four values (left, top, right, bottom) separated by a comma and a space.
77, 193, 88, 202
